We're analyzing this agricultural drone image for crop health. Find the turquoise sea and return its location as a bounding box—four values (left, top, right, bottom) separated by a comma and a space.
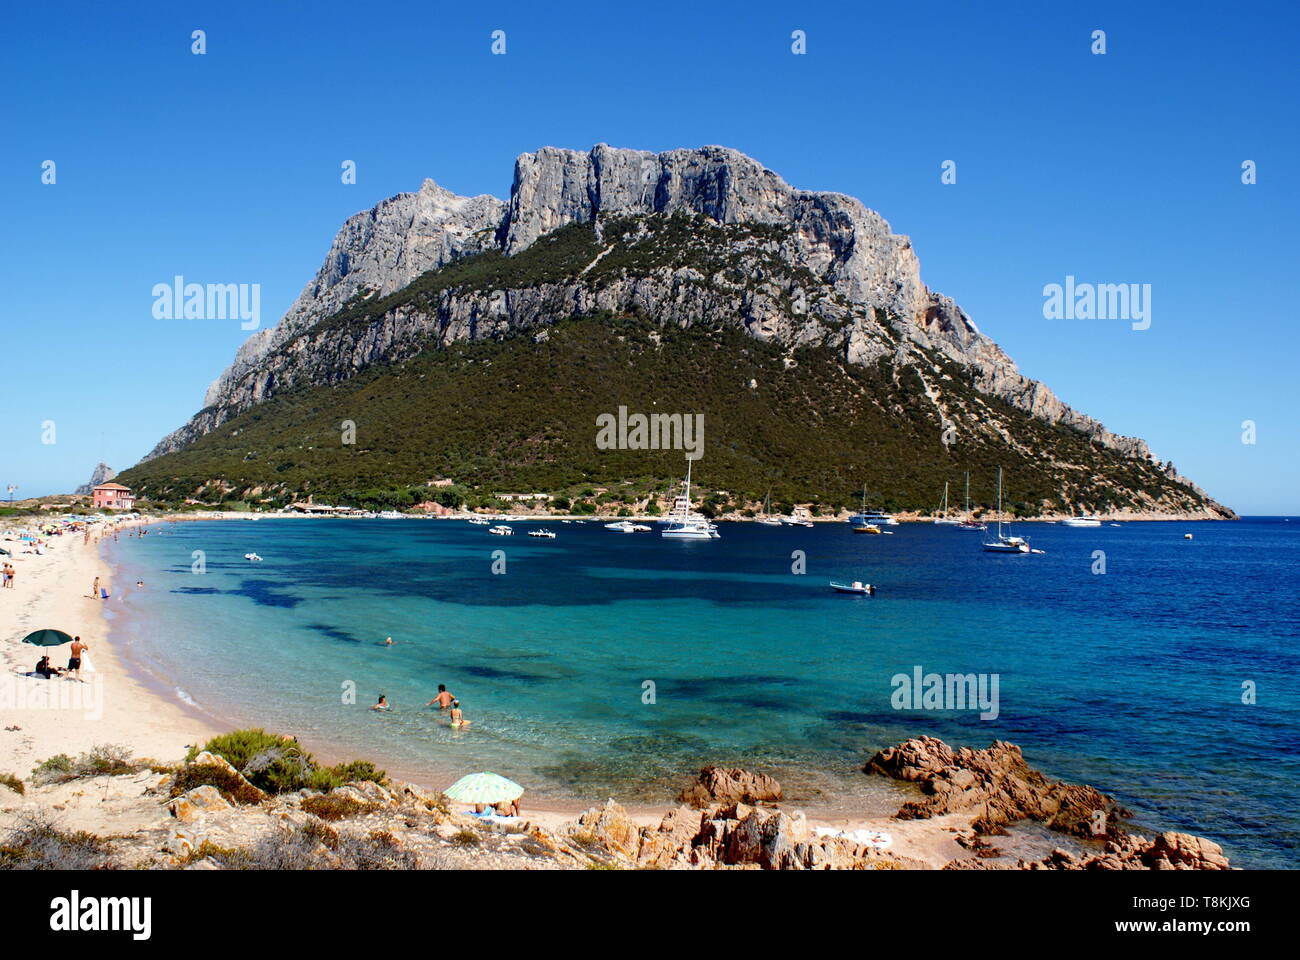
103, 516, 1299, 867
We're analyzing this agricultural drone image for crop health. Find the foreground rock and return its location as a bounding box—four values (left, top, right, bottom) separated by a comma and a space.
867, 736, 1124, 837
570, 800, 903, 870
948, 831, 1232, 871
678, 767, 782, 807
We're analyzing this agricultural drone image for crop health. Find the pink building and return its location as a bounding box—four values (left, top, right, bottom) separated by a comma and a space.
92, 482, 135, 510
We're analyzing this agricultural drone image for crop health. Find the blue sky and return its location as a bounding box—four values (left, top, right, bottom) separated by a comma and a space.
2, 1, 1296, 512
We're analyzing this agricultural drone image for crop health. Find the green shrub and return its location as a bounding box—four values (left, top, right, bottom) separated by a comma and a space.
307, 760, 388, 792
169, 764, 265, 805
300, 795, 374, 822
186, 728, 294, 768
31, 755, 74, 786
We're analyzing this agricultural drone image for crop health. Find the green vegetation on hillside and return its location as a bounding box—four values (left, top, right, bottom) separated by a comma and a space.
121, 311, 1211, 516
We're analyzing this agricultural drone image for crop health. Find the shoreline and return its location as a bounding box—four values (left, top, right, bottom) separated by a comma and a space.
1, 517, 933, 845
1, 511, 1250, 867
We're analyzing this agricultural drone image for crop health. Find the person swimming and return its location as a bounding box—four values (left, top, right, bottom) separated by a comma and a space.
383, 636, 394, 646
370, 695, 390, 711
448, 699, 471, 727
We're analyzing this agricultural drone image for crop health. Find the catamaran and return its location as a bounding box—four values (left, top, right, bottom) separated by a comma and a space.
982, 467, 1031, 553
661, 459, 720, 539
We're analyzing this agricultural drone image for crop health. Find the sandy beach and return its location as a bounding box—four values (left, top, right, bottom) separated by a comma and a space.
0, 520, 221, 778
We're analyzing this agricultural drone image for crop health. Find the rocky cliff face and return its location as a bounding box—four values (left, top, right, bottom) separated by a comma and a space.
144, 144, 1194, 493
74, 462, 115, 495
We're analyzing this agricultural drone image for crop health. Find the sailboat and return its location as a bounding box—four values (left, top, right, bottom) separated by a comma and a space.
661, 459, 720, 539
982, 467, 1031, 553
957, 471, 987, 531
848, 487, 881, 534
757, 488, 783, 525
932, 481, 961, 525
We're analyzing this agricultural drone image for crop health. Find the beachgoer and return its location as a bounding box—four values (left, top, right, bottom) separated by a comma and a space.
371, 695, 390, 711
449, 700, 471, 727
35, 655, 61, 679
91, 576, 100, 599
494, 799, 519, 817
384, 636, 394, 646
428, 684, 454, 709
67, 636, 88, 680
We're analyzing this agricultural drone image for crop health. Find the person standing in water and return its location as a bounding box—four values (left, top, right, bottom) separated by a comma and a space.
428, 684, 454, 709
448, 700, 470, 727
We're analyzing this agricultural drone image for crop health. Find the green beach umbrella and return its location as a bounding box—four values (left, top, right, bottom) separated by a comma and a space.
443, 772, 524, 805
22, 629, 75, 647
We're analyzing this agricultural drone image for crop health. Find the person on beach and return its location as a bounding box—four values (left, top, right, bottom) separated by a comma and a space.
35, 655, 62, 679
67, 637, 88, 680
370, 695, 390, 711
91, 576, 100, 599
2, 563, 12, 588
428, 684, 454, 709
448, 700, 470, 727
494, 799, 519, 817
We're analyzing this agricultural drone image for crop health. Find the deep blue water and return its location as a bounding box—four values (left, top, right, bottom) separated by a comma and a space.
104, 516, 1299, 867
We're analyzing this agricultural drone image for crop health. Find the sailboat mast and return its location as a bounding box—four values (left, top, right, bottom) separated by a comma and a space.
996, 467, 1004, 537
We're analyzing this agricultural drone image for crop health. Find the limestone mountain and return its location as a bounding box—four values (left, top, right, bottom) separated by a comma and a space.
74, 462, 116, 495
123, 145, 1231, 518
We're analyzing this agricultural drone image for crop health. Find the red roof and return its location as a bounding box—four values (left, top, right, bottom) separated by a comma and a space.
93, 483, 132, 491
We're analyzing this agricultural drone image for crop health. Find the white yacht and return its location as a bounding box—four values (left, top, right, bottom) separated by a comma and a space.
467, 516, 490, 525
605, 520, 650, 533
932, 482, 961, 525
957, 473, 987, 531
756, 490, 783, 525
377, 510, 404, 519
661, 459, 720, 539
528, 529, 556, 538
1062, 515, 1102, 527
488, 525, 513, 536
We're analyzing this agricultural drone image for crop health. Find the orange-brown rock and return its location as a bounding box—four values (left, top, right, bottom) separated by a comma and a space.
677, 767, 782, 807
867, 736, 1124, 837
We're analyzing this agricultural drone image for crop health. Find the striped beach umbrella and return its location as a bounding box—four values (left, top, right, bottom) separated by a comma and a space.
22, 629, 74, 647
442, 772, 524, 804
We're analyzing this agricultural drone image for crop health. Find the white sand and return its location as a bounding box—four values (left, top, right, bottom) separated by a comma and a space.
0, 520, 219, 779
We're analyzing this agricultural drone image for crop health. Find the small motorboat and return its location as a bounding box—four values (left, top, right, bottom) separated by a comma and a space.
528, 529, 556, 538
829, 580, 875, 595
852, 523, 882, 535
244, 553, 263, 562
488, 525, 513, 536
467, 517, 489, 525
